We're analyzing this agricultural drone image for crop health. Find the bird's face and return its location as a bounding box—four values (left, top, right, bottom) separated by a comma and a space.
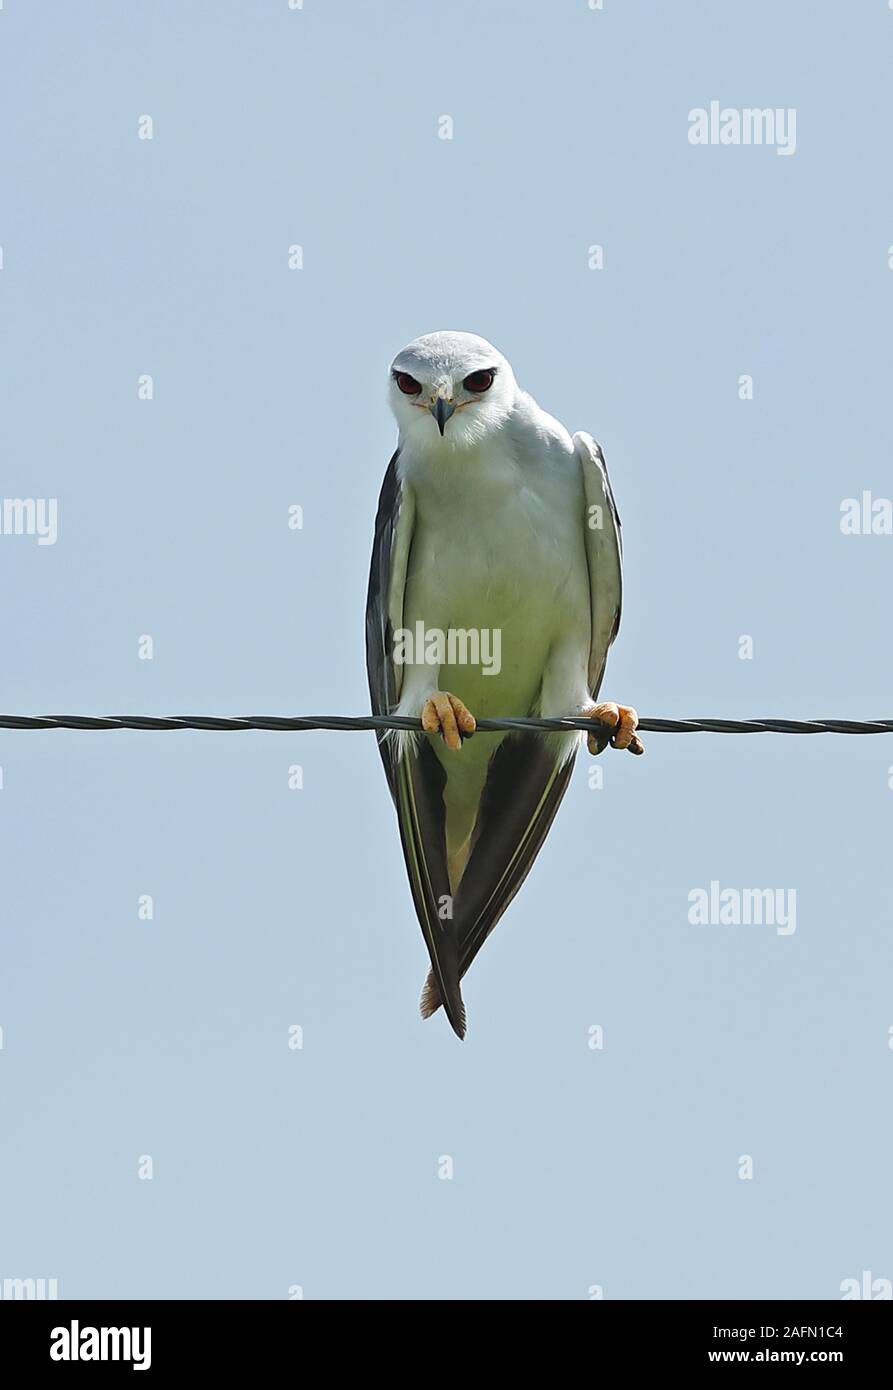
388, 331, 517, 451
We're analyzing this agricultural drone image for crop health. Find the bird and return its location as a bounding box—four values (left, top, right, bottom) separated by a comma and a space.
365, 331, 641, 1039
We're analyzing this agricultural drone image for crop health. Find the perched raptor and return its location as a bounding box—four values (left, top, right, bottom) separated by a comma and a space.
365, 331, 641, 1039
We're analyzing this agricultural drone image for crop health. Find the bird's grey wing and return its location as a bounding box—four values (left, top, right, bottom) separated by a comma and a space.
365, 449, 412, 791
575, 431, 623, 698
365, 451, 465, 1038
421, 434, 624, 1020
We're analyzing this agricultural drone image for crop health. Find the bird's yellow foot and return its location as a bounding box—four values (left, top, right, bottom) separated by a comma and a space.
586, 701, 644, 756
421, 691, 476, 752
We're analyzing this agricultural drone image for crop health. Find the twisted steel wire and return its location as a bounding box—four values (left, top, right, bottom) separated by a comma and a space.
0, 715, 890, 735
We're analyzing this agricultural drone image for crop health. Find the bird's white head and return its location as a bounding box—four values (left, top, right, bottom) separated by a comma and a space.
388, 331, 517, 451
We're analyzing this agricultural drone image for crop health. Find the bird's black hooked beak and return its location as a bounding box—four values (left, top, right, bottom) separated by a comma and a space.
431, 397, 456, 436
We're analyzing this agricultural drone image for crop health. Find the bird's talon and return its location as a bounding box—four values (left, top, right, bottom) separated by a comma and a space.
421, 691, 476, 752
586, 701, 642, 756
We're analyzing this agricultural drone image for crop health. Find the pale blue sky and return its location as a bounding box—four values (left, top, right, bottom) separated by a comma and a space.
0, 0, 891, 1299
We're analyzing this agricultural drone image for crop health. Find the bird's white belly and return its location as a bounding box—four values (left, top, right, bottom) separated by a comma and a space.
401, 475, 590, 719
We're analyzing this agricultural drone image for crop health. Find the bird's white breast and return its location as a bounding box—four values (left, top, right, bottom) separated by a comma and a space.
396, 414, 592, 723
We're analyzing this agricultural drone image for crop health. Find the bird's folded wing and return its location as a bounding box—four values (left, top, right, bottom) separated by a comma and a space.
365, 449, 413, 788
575, 432, 623, 698
365, 450, 465, 1036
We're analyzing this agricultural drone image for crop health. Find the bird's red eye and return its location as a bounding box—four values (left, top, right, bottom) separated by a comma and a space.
463, 369, 495, 394
395, 372, 422, 396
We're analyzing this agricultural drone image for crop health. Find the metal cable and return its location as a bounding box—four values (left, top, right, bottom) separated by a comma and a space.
0, 714, 890, 734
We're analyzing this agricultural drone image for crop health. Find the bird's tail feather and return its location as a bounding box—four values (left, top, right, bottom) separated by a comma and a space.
430, 926, 466, 1038
394, 743, 467, 1039
420, 969, 443, 1021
